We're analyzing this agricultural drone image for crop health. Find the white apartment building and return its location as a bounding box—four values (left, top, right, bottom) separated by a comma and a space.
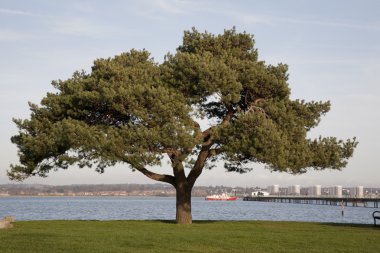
349, 186, 364, 197
267, 185, 279, 195
308, 185, 321, 196
288, 185, 300, 195
328, 185, 342, 197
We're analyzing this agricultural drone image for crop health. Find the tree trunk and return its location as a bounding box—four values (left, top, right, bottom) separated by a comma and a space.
175, 182, 192, 224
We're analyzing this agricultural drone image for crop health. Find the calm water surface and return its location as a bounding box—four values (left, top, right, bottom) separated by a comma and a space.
0, 196, 376, 224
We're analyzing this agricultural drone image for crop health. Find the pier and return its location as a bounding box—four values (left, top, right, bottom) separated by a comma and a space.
243, 196, 380, 208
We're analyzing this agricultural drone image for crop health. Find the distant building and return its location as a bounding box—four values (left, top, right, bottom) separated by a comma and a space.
288, 185, 300, 195
251, 191, 269, 196
267, 185, 279, 195
328, 186, 342, 197
349, 186, 364, 197
308, 185, 321, 196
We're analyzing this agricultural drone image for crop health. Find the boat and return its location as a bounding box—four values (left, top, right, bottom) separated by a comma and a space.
205, 193, 237, 201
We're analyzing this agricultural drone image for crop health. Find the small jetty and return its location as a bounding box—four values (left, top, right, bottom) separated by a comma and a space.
243, 196, 380, 208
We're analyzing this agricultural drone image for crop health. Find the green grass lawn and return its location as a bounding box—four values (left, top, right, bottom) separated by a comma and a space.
1, 220, 379, 253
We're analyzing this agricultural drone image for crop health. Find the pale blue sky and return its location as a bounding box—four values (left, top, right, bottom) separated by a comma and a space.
1, 0, 379, 187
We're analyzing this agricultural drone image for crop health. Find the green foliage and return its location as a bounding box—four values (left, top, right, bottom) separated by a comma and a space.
1, 221, 379, 253
9, 27, 357, 182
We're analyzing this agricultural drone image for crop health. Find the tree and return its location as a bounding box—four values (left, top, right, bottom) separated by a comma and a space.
9, 28, 357, 224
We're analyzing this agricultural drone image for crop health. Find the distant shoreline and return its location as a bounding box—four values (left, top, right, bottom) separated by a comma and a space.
1, 184, 379, 198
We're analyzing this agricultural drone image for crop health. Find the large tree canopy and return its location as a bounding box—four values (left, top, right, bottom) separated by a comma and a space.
9, 28, 357, 224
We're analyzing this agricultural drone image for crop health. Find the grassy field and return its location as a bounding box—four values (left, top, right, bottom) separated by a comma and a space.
1, 220, 379, 253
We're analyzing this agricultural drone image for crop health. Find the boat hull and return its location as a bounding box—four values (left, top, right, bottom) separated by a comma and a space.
205, 196, 237, 201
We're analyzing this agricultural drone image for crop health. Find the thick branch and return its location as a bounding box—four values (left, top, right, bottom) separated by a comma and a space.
187, 107, 235, 187
169, 154, 187, 186
193, 120, 201, 131
135, 166, 175, 186
208, 148, 221, 157
202, 106, 235, 143
187, 144, 212, 188
245, 98, 266, 115
221, 106, 235, 126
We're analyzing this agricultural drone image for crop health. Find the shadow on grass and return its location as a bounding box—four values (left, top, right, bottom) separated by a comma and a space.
153, 220, 218, 224
319, 222, 379, 229
157, 220, 380, 228
14, 219, 380, 229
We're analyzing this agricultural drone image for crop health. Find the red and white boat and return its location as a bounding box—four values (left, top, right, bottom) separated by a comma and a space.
205, 193, 237, 201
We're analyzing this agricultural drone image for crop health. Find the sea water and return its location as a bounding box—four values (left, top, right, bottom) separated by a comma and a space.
0, 196, 376, 224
